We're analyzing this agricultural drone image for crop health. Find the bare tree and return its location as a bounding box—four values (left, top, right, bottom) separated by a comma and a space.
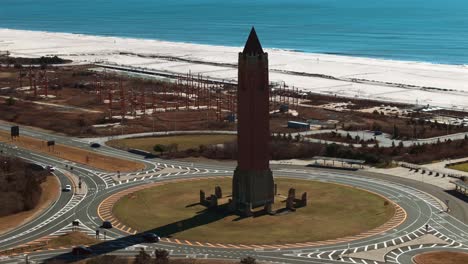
154, 249, 170, 264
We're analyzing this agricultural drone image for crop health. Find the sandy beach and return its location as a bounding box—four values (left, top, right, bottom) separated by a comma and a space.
2, 28, 468, 110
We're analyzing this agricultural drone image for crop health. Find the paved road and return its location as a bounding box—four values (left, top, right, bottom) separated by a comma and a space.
0, 124, 467, 264
296, 129, 468, 148
78, 126, 468, 149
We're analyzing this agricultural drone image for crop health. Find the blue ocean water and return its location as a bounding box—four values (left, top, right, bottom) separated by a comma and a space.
1, 0, 467, 64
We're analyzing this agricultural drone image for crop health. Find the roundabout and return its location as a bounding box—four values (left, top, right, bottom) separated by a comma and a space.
109, 177, 398, 245
0, 127, 467, 263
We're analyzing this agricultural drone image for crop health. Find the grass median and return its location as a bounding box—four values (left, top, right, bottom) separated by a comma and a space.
46, 231, 99, 248
113, 177, 395, 244
107, 134, 236, 153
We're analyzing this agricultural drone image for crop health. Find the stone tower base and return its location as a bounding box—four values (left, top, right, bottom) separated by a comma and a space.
231, 167, 275, 213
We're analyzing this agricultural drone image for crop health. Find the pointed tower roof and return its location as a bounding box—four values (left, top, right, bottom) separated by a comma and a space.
243, 27, 264, 54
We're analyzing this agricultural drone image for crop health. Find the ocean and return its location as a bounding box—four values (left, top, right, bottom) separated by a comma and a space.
1, 0, 467, 64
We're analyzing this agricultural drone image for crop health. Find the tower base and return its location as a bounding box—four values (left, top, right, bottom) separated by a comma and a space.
231, 167, 275, 214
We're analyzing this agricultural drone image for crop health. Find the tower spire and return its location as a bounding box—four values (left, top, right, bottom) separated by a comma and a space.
242, 27, 264, 54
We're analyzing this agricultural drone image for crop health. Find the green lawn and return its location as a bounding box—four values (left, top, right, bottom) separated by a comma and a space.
113, 178, 395, 244
448, 162, 468, 173
107, 134, 236, 153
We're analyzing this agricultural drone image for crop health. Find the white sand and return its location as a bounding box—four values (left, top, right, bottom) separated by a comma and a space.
2, 28, 468, 110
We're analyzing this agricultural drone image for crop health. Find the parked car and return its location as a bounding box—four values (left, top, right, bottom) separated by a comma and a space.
142, 233, 160, 243
102, 220, 113, 229
63, 184, 72, 192
72, 246, 92, 255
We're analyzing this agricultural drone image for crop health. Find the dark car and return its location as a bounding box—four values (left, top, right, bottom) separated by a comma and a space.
90, 142, 101, 148
142, 233, 160, 243
101, 220, 113, 229
72, 246, 92, 255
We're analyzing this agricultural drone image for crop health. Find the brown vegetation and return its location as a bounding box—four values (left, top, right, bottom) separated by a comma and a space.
0, 65, 238, 136
0, 156, 50, 217
47, 232, 99, 249
413, 251, 468, 264
0, 100, 105, 136
343, 112, 468, 139
307, 132, 376, 144
0, 131, 144, 172
162, 134, 468, 165
0, 55, 71, 66
107, 134, 236, 154
0, 174, 59, 234
1, 64, 467, 142
301, 93, 410, 109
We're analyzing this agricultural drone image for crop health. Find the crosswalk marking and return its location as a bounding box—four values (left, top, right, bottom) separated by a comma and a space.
92, 163, 229, 188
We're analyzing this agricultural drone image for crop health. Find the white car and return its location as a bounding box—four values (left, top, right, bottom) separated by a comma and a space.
64, 185, 72, 192
46, 165, 56, 172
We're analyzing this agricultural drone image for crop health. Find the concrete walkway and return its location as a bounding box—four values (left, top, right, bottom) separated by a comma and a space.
366, 166, 456, 190
293, 129, 468, 148
422, 157, 468, 177
80, 130, 236, 144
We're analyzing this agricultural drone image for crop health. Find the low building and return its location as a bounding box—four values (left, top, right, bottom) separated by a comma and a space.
288, 121, 310, 129
307, 119, 339, 129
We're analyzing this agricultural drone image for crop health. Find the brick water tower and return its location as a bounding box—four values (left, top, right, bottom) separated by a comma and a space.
231, 27, 275, 214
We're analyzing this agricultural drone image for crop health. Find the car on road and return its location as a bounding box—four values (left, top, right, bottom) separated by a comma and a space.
63, 184, 72, 192
46, 165, 56, 172
142, 233, 160, 243
72, 246, 93, 255
101, 220, 113, 229
90, 142, 101, 148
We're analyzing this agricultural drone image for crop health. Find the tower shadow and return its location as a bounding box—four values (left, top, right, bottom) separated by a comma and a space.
41, 204, 238, 263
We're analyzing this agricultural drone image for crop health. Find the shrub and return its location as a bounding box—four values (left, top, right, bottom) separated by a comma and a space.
153, 144, 167, 155
240, 256, 256, 264
154, 249, 169, 264
134, 248, 151, 264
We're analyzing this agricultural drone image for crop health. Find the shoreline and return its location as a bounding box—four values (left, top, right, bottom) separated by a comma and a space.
2, 27, 467, 67
2, 28, 468, 110
3, 28, 468, 67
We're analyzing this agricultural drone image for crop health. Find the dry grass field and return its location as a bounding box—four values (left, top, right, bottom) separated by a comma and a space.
113, 178, 395, 244
413, 251, 468, 264
0, 130, 144, 172
107, 134, 236, 153
46, 231, 99, 249
0, 72, 14, 78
